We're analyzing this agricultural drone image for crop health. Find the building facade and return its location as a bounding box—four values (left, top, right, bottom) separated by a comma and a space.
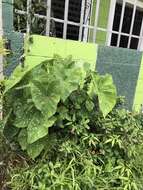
1, 0, 143, 111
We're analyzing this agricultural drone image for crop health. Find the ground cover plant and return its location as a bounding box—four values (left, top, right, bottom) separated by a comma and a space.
1, 49, 143, 189
6, 104, 143, 190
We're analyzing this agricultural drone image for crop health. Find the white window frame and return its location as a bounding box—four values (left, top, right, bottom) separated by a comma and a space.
107, 0, 143, 51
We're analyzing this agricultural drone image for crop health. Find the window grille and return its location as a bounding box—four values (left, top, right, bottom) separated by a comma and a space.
14, 0, 143, 51
111, 0, 143, 50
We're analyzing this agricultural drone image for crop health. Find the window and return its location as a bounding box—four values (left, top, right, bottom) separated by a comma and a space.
14, 0, 84, 40
109, 0, 143, 50
13, 0, 143, 51
51, 0, 82, 40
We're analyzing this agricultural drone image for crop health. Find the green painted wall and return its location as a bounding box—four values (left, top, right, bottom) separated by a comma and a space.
2, 0, 143, 112
25, 35, 98, 72
25, 35, 143, 112
133, 55, 143, 111
88, 0, 110, 44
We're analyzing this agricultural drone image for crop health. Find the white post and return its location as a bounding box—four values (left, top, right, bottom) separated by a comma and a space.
79, 0, 86, 41
82, 0, 92, 42
46, 0, 51, 36
138, 19, 143, 51
26, 0, 32, 34
106, 0, 116, 46
63, 0, 69, 39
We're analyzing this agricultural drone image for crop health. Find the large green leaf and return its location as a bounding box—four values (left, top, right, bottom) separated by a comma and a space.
27, 139, 45, 159
88, 73, 117, 117
30, 81, 60, 118
17, 109, 56, 145
4, 58, 48, 94
18, 129, 45, 159
14, 104, 33, 129
18, 129, 28, 150
27, 113, 56, 144
18, 128, 47, 159
50, 58, 86, 101
3, 125, 19, 142
30, 58, 86, 117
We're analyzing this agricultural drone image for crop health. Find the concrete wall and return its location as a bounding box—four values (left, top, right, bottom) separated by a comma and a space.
2, 0, 24, 76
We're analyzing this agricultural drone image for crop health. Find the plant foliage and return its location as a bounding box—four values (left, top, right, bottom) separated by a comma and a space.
0, 38, 9, 55
8, 109, 143, 190
2, 54, 143, 189
3, 55, 117, 159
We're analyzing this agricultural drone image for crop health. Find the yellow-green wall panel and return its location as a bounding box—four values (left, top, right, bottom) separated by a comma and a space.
89, 0, 111, 44
133, 55, 143, 112
25, 35, 98, 72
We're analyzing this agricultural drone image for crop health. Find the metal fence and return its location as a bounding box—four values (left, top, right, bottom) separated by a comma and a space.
14, 0, 143, 51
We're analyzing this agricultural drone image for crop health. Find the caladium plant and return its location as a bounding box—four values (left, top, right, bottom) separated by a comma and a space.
2, 55, 117, 159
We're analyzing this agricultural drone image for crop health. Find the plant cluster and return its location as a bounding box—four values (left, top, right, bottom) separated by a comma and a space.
7, 108, 143, 190
1, 53, 143, 189
2, 55, 116, 159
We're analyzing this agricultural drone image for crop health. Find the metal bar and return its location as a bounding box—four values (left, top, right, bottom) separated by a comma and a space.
46, 0, 51, 36
97, 27, 140, 38
15, 10, 79, 26
138, 19, 143, 50
126, 0, 143, 7
15, 9, 46, 18
93, 0, 100, 43
79, 0, 86, 41
106, 0, 116, 46
82, 0, 92, 42
63, 0, 69, 39
26, 0, 32, 34
127, 0, 137, 48
117, 0, 126, 47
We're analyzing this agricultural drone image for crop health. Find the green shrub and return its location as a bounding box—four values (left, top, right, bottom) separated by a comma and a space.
7, 109, 143, 190
2, 55, 116, 159
2, 55, 143, 189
